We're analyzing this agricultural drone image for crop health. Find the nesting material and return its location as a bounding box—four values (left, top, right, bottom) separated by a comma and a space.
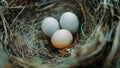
0, 0, 120, 68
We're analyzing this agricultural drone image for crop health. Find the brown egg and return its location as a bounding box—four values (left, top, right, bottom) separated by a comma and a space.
51, 29, 73, 49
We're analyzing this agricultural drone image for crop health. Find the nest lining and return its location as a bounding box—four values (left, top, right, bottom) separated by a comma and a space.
0, 0, 120, 68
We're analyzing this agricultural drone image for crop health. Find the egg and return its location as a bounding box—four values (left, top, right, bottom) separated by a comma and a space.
41, 17, 60, 37
60, 12, 79, 34
51, 29, 73, 49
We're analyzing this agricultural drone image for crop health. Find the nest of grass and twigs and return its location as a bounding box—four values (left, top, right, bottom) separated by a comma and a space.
0, 0, 120, 68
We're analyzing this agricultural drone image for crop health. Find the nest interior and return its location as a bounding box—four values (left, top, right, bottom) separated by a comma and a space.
0, 0, 120, 68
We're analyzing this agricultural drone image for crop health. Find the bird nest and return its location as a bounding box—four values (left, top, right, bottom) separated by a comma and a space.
0, 0, 120, 68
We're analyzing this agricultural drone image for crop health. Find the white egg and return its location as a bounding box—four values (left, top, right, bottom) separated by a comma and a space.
60, 12, 79, 34
51, 29, 73, 49
41, 17, 60, 37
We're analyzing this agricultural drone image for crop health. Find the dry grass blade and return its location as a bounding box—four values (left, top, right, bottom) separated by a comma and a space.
10, 6, 25, 28
0, 14, 8, 42
104, 20, 120, 68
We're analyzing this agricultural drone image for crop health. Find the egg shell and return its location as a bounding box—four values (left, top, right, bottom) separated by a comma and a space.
60, 12, 79, 34
51, 29, 73, 49
41, 17, 60, 37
